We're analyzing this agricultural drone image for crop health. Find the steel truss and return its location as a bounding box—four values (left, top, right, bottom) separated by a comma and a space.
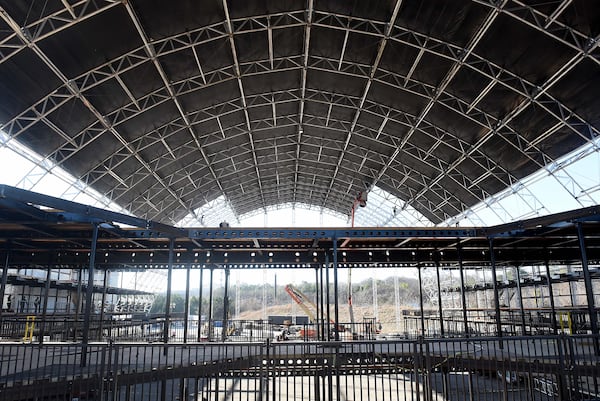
0, 1, 598, 226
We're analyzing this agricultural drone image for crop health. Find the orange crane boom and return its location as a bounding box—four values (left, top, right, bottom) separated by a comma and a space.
284, 284, 318, 323
284, 284, 348, 339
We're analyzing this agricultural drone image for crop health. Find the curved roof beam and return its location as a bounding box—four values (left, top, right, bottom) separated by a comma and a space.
1, 5, 598, 222
491, 0, 600, 66
321, 0, 403, 208
3, 70, 552, 222
56, 96, 453, 184
123, 1, 234, 223
4, 6, 598, 153
363, 0, 507, 202
3, 8, 597, 161
81, 104, 487, 221
0, 0, 120, 66
221, 0, 266, 212
0, 5, 205, 223
292, 0, 313, 204
2, 55, 582, 190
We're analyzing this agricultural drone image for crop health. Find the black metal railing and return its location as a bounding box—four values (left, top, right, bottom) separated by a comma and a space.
0, 335, 598, 401
2, 310, 600, 343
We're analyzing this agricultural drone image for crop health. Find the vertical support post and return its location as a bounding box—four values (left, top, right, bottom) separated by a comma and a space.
457, 241, 469, 337
184, 264, 190, 343
489, 238, 503, 342
333, 239, 339, 340
81, 223, 99, 367
163, 238, 174, 353
314, 267, 319, 338
99, 269, 108, 339
576, 223, 599, 345
197, 268, 203, 341
332, 244, 342, 401
75, 269, 82, 314
567, 263, 577, 307
222, 266, 229, 342
319, 264, 325, 340
514, 265, 527, 335
0, 247, 9, 323
208, 267, 214, 340
545, 258, 558, 335
434, 256, 444, 337
418, 264, 425, 337
39, 265, 52, 344
325, 253, 331, 340
74, 268, 83, 341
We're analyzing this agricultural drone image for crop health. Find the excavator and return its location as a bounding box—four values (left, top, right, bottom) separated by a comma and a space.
284, 284, 345, 339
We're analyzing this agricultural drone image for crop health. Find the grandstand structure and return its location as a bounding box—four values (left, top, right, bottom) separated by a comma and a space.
1, 1, 600, 400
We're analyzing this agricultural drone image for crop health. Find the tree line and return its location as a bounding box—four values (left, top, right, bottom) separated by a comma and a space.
149, 275, 423, 316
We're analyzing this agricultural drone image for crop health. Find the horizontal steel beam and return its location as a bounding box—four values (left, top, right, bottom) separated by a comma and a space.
0, 185, 184, 237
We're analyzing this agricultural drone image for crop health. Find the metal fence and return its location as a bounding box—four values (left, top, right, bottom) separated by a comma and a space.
0, 317, 383, 343
0, 335, 598, 401
3, 310, 599, 343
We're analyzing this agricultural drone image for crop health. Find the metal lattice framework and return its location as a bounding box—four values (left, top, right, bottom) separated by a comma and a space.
1, 0, 599, 226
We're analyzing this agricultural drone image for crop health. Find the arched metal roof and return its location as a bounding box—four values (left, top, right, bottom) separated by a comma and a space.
0, 0, 599, 225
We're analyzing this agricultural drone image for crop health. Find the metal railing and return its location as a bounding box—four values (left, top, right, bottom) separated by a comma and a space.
0, 335, 598, 401
2, 310, 599, 343
0, 317, 382, 343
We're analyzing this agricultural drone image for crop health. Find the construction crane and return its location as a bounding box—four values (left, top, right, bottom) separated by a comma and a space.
283, 284, 319, 339
284, 284, 346, 339
284, 284, 318, 323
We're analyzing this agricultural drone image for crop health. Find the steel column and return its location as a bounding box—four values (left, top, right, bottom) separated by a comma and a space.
163, 238, 174, 352
0, 248, 9, 322
314, 267, 319, 339
184, 264, 190, 343
222, 266, 229, 342
435, 257, 444, 337
74, 268, 83, 341
39, 265, 52, 344
418, 265, 425, 337
197, 268, 203, 341
457, 242, 469, 337
325, 253, 331, 340
509, 265, 527, 335
333, 240, 339, 341
81, 222, 99, 367
319, 265, 327, 341
567, 263, 577, 306
489, 238, 503, 341
576, 223, 599, 342
514, 265, 527, 335
545, 258, 558, 335
99, 269, 108, 339
208, 267, 214, 340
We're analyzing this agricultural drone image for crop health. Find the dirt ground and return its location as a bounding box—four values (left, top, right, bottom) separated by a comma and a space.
236, 302, 407, 334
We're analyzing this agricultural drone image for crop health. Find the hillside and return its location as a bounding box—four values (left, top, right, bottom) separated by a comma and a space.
236, 302, 407, 334
153, 275, 430, 334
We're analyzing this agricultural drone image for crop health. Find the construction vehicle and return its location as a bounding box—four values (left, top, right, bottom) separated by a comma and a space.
284, 284, 319, 338
284, 284, 346, 339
